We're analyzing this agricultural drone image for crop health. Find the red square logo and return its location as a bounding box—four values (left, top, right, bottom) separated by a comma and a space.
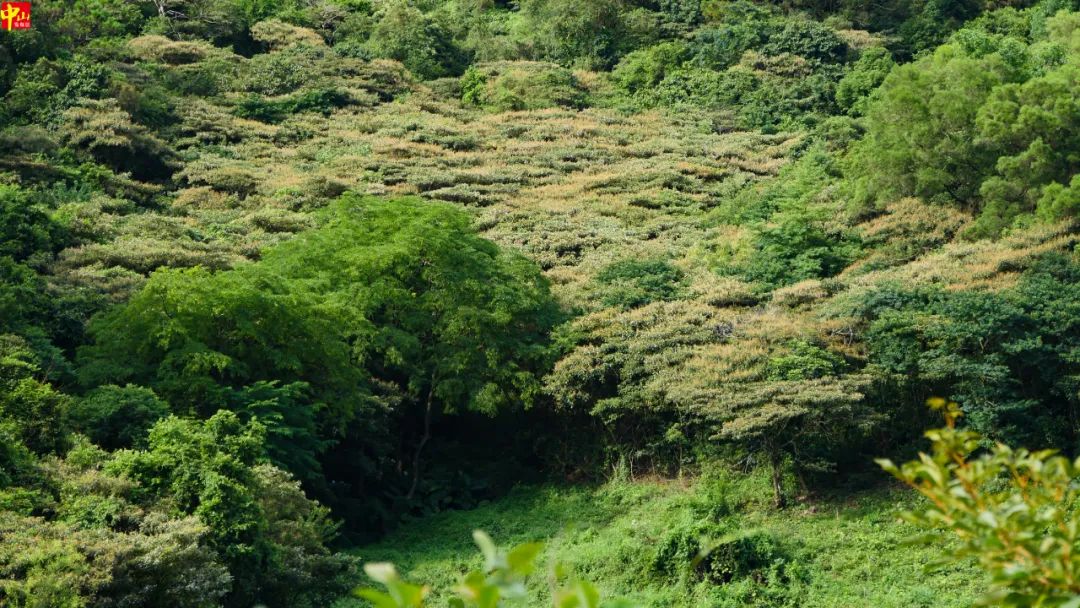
0, 2, 30, 30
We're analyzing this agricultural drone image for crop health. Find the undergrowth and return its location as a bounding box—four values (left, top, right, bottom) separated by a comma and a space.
355, 469, 983, 608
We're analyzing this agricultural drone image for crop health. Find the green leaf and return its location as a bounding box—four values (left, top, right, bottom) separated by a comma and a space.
506, 542, 544, 576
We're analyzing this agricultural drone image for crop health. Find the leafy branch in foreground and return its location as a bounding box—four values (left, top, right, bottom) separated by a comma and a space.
878, 399, 1080, 607
356, 531, 637, 608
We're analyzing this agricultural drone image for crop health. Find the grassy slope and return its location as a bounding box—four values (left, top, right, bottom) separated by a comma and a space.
355, 472, 983, 607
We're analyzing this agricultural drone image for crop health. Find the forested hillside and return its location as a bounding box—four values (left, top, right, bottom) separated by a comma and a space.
1, 0, 1079, 606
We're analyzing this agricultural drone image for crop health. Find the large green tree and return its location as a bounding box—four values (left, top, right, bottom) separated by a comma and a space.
80, 195, 559, 520
258, 195, 561, 499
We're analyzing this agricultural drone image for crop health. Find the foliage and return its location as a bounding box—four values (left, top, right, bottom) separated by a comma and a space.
61, 99, 177, 181
879, 399, 1080, 607
611, 42, 689, 94
519, 0, 629, 70
0, 184, 65, 262
245, 43, 327, 95
835, 46, 895, 115
364, 0, 467, 80
80, 195, 559, 527
0, 375, 71, 455
708, 146, 861, 287
461, 62, 587, 112
595, 258, 685, 309
234, 87, 354, 123
0, 509, 231, 608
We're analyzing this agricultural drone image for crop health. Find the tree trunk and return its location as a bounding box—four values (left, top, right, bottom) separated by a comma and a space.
406, 387, 435, 500
769, 447, 786, 509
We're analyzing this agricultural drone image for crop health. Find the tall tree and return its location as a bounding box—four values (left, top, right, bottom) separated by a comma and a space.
260, 195, 561, 498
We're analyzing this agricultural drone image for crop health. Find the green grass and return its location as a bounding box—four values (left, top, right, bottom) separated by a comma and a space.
353, 470, 984, 607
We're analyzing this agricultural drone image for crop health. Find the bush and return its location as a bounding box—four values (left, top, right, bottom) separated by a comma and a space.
61, 99, 178, 181
759, 19, 849, 64
596, 258, 686, 309
765, 340, 845, 381
520, 0, 629, 69
880, 400, 1080, 607
611, 41, 690, 94
861, 255, 1080, 448
0, 184, 65, 262
244, 44, 326, 95
108, 411, 359, 608
652, 521, 790, 586
1, 55, 114, 126
689, 21, 769, 70
0, 377, 71, 455
233, 87, 353, 123
461, 61, 588, 112
701, 531, 789, 585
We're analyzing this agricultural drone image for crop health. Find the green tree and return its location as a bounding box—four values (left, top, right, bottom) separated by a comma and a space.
611, 41, 689, 94
863, 255, 1080, 449
78, 263, 371, 491
365, 0, 466, 79
81, 195, 559, 514
260, 195, 560, 498
835, 46, 895, 115
520, 0, 628, 69
0, 343, 71, 455
846, 40, 1016, 211
972, 60, 1080, 236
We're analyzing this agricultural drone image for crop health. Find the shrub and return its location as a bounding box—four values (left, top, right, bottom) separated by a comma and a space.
880, 400, 1080, 607
520, 0, 629, 70
0, 377, 71, 455
0, 184, 65, 262
689, 22, 769, 70
596, 258, 686, 309
61, 99, 178, 181
759, 19, 849, 64
244, 44, 326, 95
0, 510, 231, 608
234, 87, 353, 123
107, 411, 359, 608
860, 254, 1080, 448
461, 61, 588, 112
611, 41, 690, 94
250, 19, 326, 50
764, 340, 845, 381
700, 531, 789, 585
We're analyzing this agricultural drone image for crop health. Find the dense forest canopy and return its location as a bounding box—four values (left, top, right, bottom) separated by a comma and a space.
1, 0, 1079, 606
